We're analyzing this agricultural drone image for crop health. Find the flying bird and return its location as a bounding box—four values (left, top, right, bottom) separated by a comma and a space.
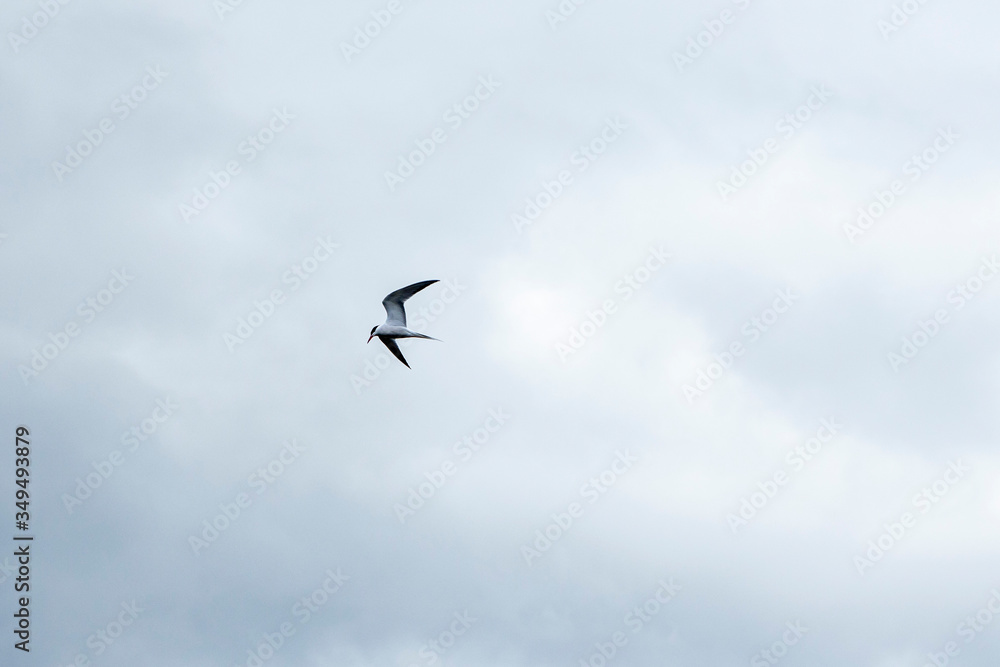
368, 280, 440, 368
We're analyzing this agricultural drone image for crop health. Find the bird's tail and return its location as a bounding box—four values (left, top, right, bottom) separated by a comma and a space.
405, 332, 440, 341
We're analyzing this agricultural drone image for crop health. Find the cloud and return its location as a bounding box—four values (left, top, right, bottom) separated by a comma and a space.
2, 0, 999, 664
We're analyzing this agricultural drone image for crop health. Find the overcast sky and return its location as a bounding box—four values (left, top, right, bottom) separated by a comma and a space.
2, 0, 1000, 665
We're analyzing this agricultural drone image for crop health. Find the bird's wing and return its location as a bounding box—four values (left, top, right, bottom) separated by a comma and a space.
380, 337, 410, 368
382, 280, 438, 326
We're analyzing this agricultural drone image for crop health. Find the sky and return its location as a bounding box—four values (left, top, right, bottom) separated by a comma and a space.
2, 0, 1000, 665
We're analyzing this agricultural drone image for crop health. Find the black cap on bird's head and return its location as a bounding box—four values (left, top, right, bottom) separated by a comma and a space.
367, 326, 378, 343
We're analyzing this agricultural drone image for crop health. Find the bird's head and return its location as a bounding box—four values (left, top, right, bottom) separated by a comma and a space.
367, 326, 377, 343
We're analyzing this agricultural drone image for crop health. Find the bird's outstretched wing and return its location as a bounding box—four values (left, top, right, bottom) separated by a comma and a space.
380, 337, 410, 368
382, 280, 438, 326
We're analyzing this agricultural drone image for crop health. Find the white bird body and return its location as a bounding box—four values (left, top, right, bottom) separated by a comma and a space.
368, 280, 440, 367
372, 323, 432, 338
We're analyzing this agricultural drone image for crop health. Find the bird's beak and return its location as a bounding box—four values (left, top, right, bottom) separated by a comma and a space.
367, 334, 374, 343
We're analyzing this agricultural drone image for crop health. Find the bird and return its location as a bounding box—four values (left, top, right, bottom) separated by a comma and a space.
368, 280, 440, 368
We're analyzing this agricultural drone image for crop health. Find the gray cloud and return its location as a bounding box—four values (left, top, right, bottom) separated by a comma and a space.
2, 0, 999, 665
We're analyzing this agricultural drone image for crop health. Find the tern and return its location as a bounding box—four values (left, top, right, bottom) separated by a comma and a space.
367, 280, 440, 368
